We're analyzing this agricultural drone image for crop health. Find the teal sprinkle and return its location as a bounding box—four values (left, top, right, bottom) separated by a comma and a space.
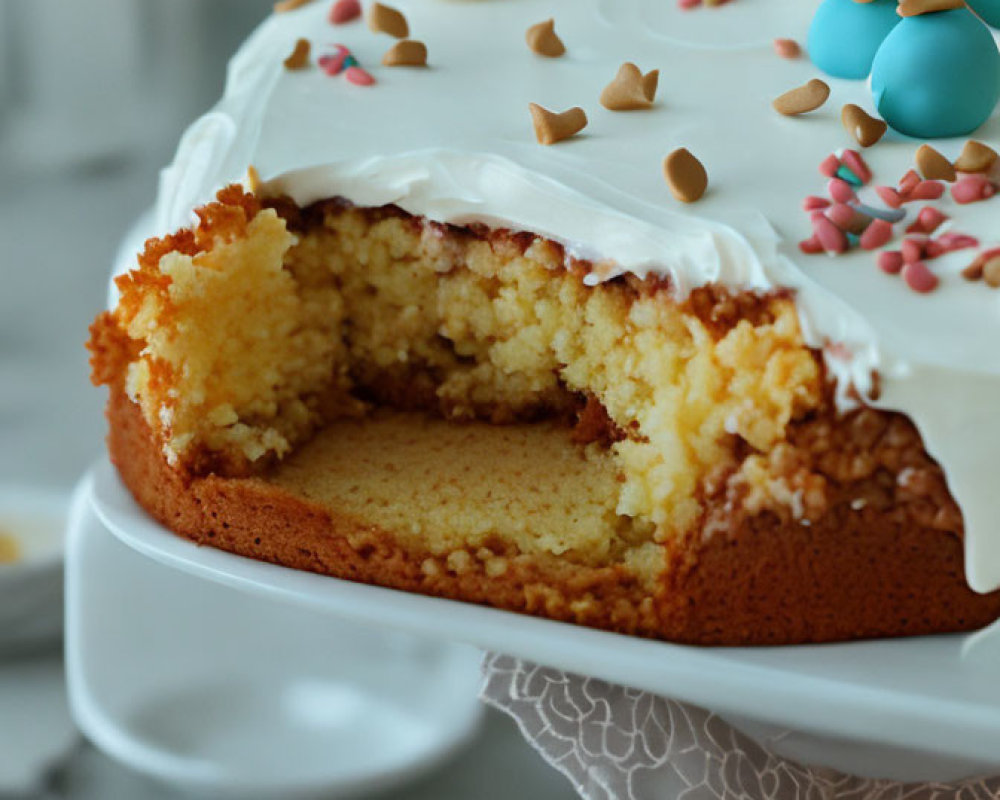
343, 55, 359, 69
846, 232, 861, 247
836, 165, 863, 186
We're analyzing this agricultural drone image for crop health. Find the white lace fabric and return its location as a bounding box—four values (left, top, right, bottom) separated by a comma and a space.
480, 653, 1000, 800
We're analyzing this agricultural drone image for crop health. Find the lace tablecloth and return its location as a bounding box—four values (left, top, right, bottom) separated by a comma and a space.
480, 653, 1000, 800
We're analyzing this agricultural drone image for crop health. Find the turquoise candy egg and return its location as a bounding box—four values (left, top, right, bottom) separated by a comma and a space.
808, 0, 901, 79
870, 7, 1000, 138
967, 0, 1000, 28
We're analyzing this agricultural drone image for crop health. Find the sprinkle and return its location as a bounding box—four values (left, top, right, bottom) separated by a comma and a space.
329, 0, 361, 24
0, 532, 19, 564
936, 232, 979, 252
600, 63, 659, 111
962, 248, 1000, 281
319, 44, 351, 75
901, 261, 939, 293
898, 0, 964, 16
773, 39, 801, 59
853, 202, 906, 224
663, 148, 709, 203
812, 213, 849, 254
825, 203, 869, 235
368, 2, 408, 38
525, 18, 566, 57
345, 65, 375, 85
835, 165, 863, 187
819, 154, 842, 178
874, 186, 903, 209
772, 79, 830, 116
860, 219, 894, 250
954, 140, 999, 174
878, 251, 904, 274
529, 103, 587, 145
246, 165, 262, 195
985, 257, 1000, 288
915, 144, 956, 182
952, 174, 997, 204
803, 196, 831, 211
901, 237, 925, 264
899, 170, 921, 195
799, 235, 824, 254
274, 0, 312, 12
841, 104, 887, 148
283, 38, 311, 70
909, 180, 945, 201
383, 39, 428, 67
841, 150, 872, 185
828, 178, 857, 204
905, 206, 948, 235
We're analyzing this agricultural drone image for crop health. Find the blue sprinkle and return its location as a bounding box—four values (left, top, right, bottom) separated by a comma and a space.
853, 202, 906, 224
836, 165, 864, 187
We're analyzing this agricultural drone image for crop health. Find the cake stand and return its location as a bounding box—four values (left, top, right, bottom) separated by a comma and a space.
82, 457, 1000, 785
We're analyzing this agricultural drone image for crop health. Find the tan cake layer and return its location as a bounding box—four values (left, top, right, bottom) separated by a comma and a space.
106, 383, 1000, 645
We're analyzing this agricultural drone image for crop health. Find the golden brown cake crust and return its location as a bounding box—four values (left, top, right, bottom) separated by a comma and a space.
106, 383, 1000, 646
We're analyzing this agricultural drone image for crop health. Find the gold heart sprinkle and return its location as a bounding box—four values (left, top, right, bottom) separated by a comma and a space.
915, 144, 956, 182
368, 2, 409, 38
954, 140, 999, 174
772, 78, 830, 116
525, 19, 566, 57
529, 103, 587, 145
841, 104, 887, 147
383, 39, 427, 67
274, 0, 312, 12
664, 148, 708, 203
897, 0, 963, 16
600, 63, 659, 111
283, 38, 311, 70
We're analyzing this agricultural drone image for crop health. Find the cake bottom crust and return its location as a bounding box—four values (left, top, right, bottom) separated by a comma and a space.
106, 385, 1000, 646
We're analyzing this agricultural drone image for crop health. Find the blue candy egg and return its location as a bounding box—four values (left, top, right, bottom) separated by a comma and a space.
967, 0, 1000, 28
808, 0, 901, 79
870, 7, 1000, 139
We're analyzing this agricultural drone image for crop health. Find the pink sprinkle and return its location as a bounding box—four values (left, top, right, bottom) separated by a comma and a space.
825, 203, 857, 230
319, 49, 349, 74
877, 251, 904, 274
813, 214, 848, 254
898, 170, 921, 194
925, 240, 945, 260
952, 174, 997, 204
344, 65, 375, 85
901, 238, 925, 264
875, 186, 903, 208
860, 219, 893, 250
902, 261, 939, 293
773, 38, 801, 59
841, 150, 872, 185
679, 0, 700, 8
803, 196, 831, 211
827, 178, 857, 204
936, 232, 979, 252
909, 181, 945, 201
819, 154, 841, 179
906, 206, 948, 235
329, 0, 361, 24
799, 235, 824, 254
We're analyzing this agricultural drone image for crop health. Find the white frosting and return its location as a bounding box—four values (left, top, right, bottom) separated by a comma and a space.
152, 0, 1000, 591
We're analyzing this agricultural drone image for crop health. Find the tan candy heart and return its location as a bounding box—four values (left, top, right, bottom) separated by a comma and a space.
529, 103, 587, 145
600, 63, 659, 111
915, 144, 956, 181
525, 19, 565, 57
897, 0, 964, 16
663, 148, 708, 203
283, 38, 311, 70
772, 78, 830, 116
383, 40, 427, 67
368, 2, 408, 38
841, 104, 887, 147
274, 0, 313, 12
954, 140, 998, 174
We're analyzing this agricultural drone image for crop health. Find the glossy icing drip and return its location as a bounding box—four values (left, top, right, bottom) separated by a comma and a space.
151, 0, 1000, 592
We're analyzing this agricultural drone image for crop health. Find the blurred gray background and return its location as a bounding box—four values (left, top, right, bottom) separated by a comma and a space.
0, 2, 575, 797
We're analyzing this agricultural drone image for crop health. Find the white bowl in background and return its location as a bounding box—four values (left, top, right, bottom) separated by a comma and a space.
0, 484, 68, 654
